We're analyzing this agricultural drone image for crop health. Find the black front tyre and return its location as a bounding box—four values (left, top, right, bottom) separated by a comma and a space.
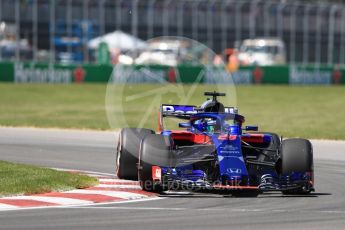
255, 132, 281, 162
280, 138, 314, 195
116, 128, 155, 180
138, 134, 174, 192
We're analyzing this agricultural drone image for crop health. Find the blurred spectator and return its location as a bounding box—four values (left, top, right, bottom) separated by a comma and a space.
224, 49, 239, 72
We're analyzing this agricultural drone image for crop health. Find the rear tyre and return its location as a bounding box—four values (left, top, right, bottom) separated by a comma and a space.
280, 138, 313, 195
266, 132, 281, 150
139, 134, 174, 192
116, 128, 154, 180
257, 132, 281, 148
254, 132, 281, 160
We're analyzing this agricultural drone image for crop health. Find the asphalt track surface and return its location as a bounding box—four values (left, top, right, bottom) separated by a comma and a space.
0, 127, 345, 230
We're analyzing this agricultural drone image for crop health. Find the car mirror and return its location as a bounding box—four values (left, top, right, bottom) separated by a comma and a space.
244, 125, 258, 131
179, 122, 191, 128
206, 120, 217, 126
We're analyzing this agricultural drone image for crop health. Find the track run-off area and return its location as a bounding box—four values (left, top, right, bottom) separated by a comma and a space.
0, 127, 345, 230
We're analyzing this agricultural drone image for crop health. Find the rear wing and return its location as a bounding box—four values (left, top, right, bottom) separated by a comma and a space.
161, 104, 197, 120
161, 104, 238, 119
158, 104, 239, 132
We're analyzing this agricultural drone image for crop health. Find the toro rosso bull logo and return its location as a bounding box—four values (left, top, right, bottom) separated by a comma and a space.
227, 168, 242, 174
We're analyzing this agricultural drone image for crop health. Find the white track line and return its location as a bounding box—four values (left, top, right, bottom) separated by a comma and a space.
73, 206, 187, 211
65, 190, 147, 199
0, 204, 18, 209
0, 197, 164, 212
95, 184, 142, 189
5, 196, 93, 205
65, 206, 345, 215
99, 179, 137, 183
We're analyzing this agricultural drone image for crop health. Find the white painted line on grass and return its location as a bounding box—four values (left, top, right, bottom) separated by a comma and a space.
51, 168, 116, 177
99, 178, 137, 183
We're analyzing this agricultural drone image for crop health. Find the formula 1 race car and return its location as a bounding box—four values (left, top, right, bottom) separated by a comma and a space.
116, 92, 314, 196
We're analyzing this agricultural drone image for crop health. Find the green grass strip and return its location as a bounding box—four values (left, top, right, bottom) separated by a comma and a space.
0, 160, 98, 197
0, 83, 344, 139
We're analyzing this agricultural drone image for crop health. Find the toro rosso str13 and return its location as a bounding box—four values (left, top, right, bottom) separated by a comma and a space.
116, 92, 314, 196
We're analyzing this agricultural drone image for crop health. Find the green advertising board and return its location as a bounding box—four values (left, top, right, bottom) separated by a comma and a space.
0, 62, 15, 82
0, 62, 113, 83
0, 61, 344, 85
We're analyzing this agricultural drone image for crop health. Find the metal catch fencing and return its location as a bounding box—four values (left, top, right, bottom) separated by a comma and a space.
1, 0, 345, 66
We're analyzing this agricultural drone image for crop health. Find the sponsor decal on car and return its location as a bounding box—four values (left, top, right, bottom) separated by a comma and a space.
152, 166, 162, 181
